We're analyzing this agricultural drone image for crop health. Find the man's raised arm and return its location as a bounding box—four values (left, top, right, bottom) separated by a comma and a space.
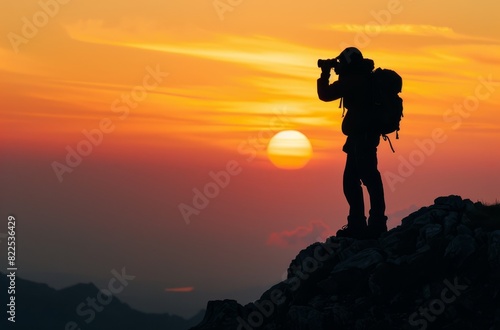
317, 70, 344, 101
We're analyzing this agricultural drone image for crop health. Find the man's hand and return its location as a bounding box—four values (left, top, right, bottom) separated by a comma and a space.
320, 66, 331, 80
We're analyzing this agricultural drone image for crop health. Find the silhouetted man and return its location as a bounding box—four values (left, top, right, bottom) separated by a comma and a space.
317, 47, 387, 239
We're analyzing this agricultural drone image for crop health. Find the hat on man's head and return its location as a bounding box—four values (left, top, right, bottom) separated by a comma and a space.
336, 47, 363, 64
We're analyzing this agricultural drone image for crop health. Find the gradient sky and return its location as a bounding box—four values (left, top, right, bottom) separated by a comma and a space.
1, 0, 500, 319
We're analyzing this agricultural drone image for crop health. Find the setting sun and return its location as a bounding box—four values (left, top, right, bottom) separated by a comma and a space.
267, 130, 313, 169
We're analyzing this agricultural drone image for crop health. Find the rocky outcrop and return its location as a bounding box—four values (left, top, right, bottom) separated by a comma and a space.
191, 195, 500, 330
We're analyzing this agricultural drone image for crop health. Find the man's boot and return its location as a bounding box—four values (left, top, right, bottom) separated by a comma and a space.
366, 216, 388, 239
336, 215, 367, 239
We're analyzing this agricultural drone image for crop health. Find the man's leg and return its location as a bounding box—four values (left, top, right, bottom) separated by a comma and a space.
343, 152, 365, 219
359, 149, 387, 235
338, 152, 367, 238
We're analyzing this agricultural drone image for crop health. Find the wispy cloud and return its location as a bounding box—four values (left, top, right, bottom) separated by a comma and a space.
319, 24, 499, 42
266, 221, 335, 248
165, 286, 195, 293
64, 20, 319, 74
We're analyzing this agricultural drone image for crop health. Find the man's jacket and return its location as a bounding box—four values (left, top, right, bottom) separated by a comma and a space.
317, 59, 375, 136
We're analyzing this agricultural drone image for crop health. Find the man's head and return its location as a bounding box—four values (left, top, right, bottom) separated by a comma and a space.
336, 47, 363, 65
334, 47, 371, 75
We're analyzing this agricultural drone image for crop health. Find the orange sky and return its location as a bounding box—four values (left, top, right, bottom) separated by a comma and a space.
1, 0, 500, 318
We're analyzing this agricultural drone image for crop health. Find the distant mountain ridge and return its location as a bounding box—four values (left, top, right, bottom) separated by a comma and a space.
191, 195, 500, 329
0, 273, 204, 330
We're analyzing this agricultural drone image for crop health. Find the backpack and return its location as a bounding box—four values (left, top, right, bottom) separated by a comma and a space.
371, 68, 403, 152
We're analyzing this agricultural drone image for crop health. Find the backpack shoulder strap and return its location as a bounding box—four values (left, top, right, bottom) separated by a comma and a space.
382, 134, 396, 153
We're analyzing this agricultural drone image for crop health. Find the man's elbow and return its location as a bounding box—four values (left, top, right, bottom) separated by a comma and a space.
317, 92, 334, 102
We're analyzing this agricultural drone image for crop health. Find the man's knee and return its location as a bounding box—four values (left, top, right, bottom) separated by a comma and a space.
360, 170, 383, 187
